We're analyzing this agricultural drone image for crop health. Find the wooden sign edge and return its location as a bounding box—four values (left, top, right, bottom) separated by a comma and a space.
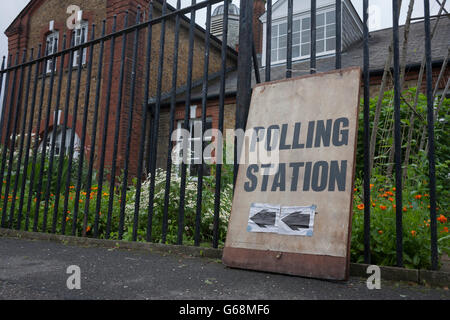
222, 67, 363, 281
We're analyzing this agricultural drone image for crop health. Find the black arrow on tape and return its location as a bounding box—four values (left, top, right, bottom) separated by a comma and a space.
282, 211, 310, 231
250, 209, 277, 228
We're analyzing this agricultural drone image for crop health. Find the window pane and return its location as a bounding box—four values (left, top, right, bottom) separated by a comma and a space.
292, 45, 300, 58
293, 32, 300, 45
278, 48, 286, 61
326, 10, 336, 24
301, 30, 310, 44
302, 17, 310, 30
326, 24, 335, 38
272, 25, 278, 37
293, 19, 301, 32
271, 37, 277, 50
317, 39, 325, 53
317, 13, 325, 26
301, 43, 310, 56
326, 38, 336, 51
279, 23, 287, 35
279, 35, 287, 48
317, 26, 324, 40
271, 49, 278, 62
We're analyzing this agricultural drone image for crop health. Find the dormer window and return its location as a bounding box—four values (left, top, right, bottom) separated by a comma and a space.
46, 31, 59, 73
268, 8, 336, 65
72, 21, 88, 67
260, 0, 364, 67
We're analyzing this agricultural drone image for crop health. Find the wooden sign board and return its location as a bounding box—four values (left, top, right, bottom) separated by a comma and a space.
222, 67, 362, 280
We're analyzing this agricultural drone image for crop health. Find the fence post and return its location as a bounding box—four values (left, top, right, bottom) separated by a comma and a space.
234, 0, 254, 186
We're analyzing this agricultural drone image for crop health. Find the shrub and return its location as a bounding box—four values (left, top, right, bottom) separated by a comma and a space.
351, 176, 449, 269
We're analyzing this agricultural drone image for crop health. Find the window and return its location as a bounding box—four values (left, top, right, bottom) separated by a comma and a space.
46, 31, 59, 73
176, 117, 213, 177
269, 9, 336, 65
73, 21, 88, 67
39, 126, 81, 159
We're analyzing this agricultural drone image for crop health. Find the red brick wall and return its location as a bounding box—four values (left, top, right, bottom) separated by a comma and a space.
253, 0, 265, 55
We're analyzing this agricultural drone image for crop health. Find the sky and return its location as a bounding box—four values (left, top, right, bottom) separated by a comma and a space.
0, 0, 448, 64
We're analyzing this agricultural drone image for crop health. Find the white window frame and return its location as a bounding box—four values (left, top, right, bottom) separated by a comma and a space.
264, 7, 336, 66
39, 126, 81, 159
73, 21, 88, 67
46, 31, 59, 73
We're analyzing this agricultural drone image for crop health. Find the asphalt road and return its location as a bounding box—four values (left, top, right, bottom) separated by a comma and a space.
0, 236, 449, 300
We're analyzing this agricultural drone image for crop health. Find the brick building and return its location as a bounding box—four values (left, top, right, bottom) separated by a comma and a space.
3, 0, 238, 180
3, 0, 449, 181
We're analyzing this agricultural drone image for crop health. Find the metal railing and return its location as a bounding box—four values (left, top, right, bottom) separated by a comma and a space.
0, 0, 446, 270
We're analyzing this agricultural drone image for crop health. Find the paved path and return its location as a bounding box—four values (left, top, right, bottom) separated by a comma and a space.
0, 237, 448, 300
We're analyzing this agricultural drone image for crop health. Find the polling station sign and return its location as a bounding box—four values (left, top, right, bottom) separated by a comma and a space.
222, 67, 361, 280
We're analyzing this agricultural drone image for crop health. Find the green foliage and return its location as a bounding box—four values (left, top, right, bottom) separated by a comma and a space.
351, 177, 449, 269
122, 165, 233, 246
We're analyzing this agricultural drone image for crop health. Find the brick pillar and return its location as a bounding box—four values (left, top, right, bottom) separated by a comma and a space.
98, 0, 149, 182
253, 0, 265, 56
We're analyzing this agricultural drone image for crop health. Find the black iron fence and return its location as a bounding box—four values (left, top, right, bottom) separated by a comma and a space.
0, 0, 446, 270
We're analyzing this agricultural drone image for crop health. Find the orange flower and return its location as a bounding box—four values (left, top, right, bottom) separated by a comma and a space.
411, 230, 417, 237
442, 227, 449, 233
370, 184, 374, 189
437, 214, 447, 224
86, 226, 91, 233
69, 186, 75, 189
379, 205, 387, 211
388, 197, 394, 202
66, 217, 70, 222
424, 194, 429, 197
392, 187, 396, 191
402, 207, 407, 212
354, 188, 357, 192
415, 194, 422, 200
378, 230, 383, 234
357, 204, 364, 210
372, 202, 376, 208
393, 204, 396, 208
